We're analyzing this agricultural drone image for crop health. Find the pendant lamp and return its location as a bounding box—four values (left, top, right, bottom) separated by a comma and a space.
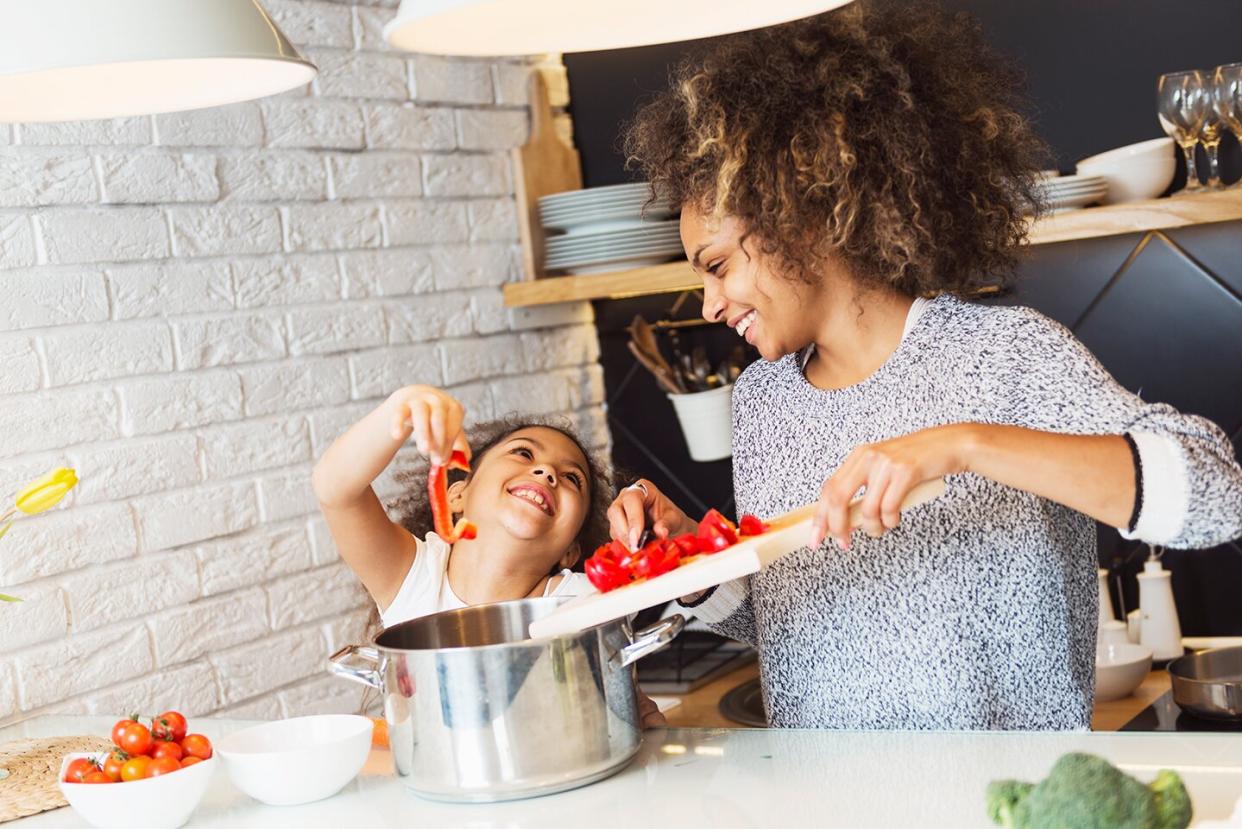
0, 0, 317, 123
383, 0, 854, 56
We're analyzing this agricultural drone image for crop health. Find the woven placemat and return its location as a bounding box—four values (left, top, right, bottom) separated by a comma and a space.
0, 735, 112, 824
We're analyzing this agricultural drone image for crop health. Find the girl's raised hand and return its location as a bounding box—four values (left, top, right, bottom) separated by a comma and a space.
388, 385, 471, 466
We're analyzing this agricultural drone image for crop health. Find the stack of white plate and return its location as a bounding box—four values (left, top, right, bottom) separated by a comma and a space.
1032, 172, 1109, 214
539, 182, 682, 274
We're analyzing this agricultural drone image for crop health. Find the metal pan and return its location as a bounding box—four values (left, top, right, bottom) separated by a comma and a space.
1169, 645, 1242, 720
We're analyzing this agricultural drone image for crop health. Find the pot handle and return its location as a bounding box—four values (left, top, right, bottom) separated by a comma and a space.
328, 643, 383, 690
618, 615, 685, 668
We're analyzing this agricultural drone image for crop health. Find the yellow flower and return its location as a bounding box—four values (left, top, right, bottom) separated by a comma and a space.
14, 467, 78, 515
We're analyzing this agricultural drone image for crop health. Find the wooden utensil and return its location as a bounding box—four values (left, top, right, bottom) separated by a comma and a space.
528, 477, 947, 639
512, 72, 581, 280
627, 340, 685, 395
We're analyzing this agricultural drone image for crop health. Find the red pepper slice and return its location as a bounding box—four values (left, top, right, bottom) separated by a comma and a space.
699, 509, 739, 544
738, 514, 768, 536
671, 533, 703, 557
585, 542, 632, 592
631, 538, 682, 580
428, 450, 477, 543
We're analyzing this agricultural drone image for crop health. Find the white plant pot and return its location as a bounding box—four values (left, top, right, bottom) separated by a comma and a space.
667, 384, 733, 462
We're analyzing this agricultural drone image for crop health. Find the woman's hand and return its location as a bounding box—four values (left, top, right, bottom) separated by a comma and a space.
811, 424, 971, 549
388, 385, 470, 466
607, 478, 695, 551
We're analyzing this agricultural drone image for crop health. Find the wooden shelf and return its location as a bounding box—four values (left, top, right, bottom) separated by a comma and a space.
503, 188, 1242, 308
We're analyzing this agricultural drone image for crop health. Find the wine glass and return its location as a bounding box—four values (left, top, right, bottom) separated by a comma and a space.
1212, 63, 1242, 189
1157, 70, 1209, 192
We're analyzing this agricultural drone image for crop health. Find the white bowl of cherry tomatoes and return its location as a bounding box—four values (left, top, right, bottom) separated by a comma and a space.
58, 711, 216, 829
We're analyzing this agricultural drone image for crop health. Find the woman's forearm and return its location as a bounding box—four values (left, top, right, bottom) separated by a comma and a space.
312, 395, 406, 507
961, 423, 1136, 529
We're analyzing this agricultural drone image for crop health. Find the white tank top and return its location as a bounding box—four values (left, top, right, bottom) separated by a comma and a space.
379, 532, 595, 628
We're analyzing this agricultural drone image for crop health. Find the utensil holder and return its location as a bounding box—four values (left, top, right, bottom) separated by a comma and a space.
667, 384, 733, 462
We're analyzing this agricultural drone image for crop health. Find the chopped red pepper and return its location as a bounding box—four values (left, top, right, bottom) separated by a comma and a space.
631, 539, 682, 580
428, 449, 478, 543
738, 514, 768, 536
584, 541, 633, 592
585, 509, 770, 593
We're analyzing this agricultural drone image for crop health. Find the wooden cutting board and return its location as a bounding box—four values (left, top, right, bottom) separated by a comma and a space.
528, 478, 946, 638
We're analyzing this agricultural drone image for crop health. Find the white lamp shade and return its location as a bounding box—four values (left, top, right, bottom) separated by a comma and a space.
0, 0, 317, 123
384, 0, 854, 56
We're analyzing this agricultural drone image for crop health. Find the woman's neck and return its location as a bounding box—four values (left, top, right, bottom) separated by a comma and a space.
443, 535, 553, 604
803, 280, 914, 391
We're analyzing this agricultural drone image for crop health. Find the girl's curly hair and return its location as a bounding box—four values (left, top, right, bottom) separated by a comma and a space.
622, 0, 1050, 296
387, 415, 613, 567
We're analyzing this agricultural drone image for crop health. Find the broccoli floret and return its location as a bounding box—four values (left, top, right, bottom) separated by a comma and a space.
986, 780, 1034, 828
1151, 769, 1193, 829
985, 752, 1193, 829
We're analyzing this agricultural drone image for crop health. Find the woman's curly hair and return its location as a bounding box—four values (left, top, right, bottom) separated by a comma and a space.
622, 0, 1050, 296
387, 414, 614, 568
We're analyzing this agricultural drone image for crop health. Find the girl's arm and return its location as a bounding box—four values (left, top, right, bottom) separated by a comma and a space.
312, 385, 467, 607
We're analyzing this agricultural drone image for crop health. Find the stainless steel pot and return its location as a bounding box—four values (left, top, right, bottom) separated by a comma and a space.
1169, 645, 1242, 720
328, 597, 683, 802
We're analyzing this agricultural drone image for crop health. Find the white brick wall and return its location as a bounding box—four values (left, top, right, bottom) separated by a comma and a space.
0, 4, 601, 726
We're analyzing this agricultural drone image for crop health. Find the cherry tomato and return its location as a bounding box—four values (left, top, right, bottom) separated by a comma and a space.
83, 771, 114, 784
111, 717, 138, 749
151, 741, 182, 762
180, 756, 203, 768
147, 756, 181, 777
180, 734, 212, 760
63, 757, 97, 783
116, 722, 152, 757
120, 755, 152, 782
101, 749, 129, 782
150, 711, 187, 743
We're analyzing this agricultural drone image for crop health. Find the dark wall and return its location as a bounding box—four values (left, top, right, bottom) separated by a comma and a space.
565, 0, 1242, 186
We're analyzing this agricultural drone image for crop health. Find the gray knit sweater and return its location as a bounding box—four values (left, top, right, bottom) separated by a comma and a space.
697, 295, 1242, 730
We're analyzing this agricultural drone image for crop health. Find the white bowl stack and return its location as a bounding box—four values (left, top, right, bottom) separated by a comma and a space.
1032, 171, 1109, 214
1076, 137, 1177, 204
539, 182, 682, 275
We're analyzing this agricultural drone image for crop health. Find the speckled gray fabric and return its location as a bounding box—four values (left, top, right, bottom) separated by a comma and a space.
711, 294, 1242, 730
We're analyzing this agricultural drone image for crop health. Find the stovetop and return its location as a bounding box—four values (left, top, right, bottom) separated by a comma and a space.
1120, 691, 1242, 732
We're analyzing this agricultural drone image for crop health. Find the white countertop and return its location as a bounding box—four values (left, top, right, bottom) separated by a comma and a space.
6, 716, 1242, 828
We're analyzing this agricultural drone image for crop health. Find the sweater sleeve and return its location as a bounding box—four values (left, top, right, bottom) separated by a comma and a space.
678, 577, 758, 645
998, 307, 1242, 549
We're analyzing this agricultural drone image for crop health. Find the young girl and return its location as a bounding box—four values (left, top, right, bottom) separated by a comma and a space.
312, 385, 611, 627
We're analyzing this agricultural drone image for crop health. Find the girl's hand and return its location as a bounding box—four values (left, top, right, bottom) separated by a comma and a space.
811, 424, 972, 549
607, 478, 695, 551
388, 385, 471, 466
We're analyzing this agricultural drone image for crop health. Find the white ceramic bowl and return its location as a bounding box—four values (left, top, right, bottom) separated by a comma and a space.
215, 714, 372, 806
1096, 641, 1154, 702
1075, 137, 1177, 204
58, 752, 216, 829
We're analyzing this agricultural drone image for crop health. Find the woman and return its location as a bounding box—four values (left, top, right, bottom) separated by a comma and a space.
610, 2, 1242, 730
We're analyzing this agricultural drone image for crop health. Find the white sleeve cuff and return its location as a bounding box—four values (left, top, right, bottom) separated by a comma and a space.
685, 577, 750, 624
1119, 431, 1188, 545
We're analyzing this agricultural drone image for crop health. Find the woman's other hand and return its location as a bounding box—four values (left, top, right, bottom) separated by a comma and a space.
607, 478, 695, 551
811, 424, 971, 550
388, 385, 470, 466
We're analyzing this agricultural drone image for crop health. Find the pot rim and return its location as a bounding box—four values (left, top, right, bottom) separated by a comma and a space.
369, 595, 623, 655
